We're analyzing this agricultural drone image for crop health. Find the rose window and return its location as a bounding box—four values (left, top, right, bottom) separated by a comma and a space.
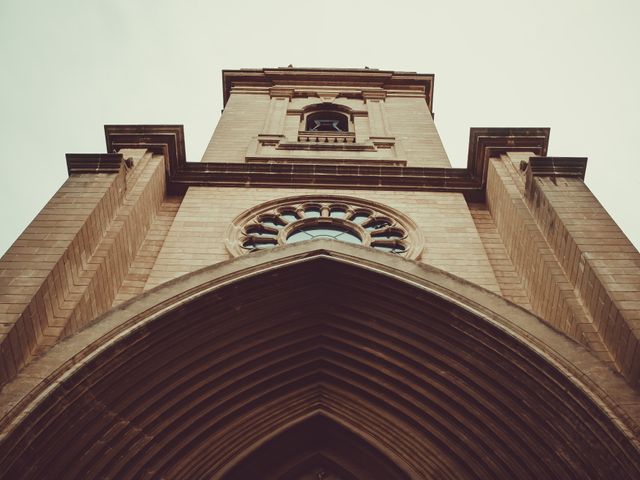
227, 197, 423, 258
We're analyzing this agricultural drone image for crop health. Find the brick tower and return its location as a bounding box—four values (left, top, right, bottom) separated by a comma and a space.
1, 68, 639, 478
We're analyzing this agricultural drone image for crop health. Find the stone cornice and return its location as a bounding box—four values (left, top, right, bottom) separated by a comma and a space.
104, 124, 186, 178
467, 127, 550, 187
102, 125, 552, 201
525, 156, 587, 180
523, 156, 588, 197
222, 68, 435, 112
65, 153, 124, 175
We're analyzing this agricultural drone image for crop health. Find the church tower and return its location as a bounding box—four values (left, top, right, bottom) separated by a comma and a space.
1, 68, 640, 478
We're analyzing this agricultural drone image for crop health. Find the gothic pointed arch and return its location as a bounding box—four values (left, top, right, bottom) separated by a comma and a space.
0, 241, 639, 479
223, 414, 409, 479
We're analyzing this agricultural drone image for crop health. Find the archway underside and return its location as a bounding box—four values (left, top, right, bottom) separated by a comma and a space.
1, 251, 639, 479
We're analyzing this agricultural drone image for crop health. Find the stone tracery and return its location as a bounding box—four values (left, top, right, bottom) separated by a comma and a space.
227, 196, 423, 258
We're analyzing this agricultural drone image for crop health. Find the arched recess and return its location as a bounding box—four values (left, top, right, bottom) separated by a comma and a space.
224, 415, 410, 479
300, 102, 354, 133
0, 240, 639, 479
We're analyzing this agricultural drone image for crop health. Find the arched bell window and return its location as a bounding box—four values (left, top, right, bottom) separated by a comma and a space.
301, 104, 353, 134
305, 111, 349, 132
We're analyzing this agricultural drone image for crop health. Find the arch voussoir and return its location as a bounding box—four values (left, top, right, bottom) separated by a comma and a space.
1, 242, 639, 479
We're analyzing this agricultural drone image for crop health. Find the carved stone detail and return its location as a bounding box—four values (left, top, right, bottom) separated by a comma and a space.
226, 195, 424, 259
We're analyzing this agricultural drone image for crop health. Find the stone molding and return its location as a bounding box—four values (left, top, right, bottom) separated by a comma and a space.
65, 153, 124, 175
222, 68, 435, 111
524, 156, 588, 179
101, 125, 551, 201
466, 127, 550, 188
104, 124, 186, 178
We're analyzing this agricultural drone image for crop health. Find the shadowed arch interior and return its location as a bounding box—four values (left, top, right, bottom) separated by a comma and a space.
224, 415, 409, 479
0, 246, 639, 479
302, 102, 353, 133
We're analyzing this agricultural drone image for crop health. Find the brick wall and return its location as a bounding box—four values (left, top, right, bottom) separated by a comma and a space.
200, 93, 271, 163
200, 91, 450, 168
112, 197, 181, 306
525, 173, 640, 385
469, 203, 533, 310
146, 187, 500, 294
384, 96, 450, 167
0, 169, 125, 383
485, 155, 613, 366
0, 149, 166, 385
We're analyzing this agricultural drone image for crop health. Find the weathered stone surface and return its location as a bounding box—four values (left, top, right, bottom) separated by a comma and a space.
1, 67, 638, 478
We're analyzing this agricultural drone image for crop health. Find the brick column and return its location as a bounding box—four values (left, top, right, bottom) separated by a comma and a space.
0, 155, 126, 384
363, 90, 397, 149
256, 88, 292, 147
0, 149, 166, 386
524, 157, 640, 386
261, 88, 292, 135
363, 90, 388, 137
486, 154, 613, 366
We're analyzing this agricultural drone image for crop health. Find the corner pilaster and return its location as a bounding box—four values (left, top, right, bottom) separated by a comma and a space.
485, 153, 614, 368
523, 156, 640, 386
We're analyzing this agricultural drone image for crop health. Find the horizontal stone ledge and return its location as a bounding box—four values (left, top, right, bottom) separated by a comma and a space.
167, 174, 484, 201
183, 162, 464, 177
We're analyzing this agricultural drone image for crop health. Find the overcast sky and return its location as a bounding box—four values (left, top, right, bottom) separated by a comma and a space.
1, 0, 638, 257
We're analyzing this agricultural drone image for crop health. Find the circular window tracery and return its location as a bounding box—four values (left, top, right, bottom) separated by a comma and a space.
226, 196, 423, 259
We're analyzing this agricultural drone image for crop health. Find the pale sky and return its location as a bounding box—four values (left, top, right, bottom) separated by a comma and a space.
1, 0, 638, 256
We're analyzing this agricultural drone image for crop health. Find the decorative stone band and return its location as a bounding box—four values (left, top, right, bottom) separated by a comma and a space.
222, 68, 435, 111
225, 195, 424, 259
296, 132, 357, 144
101, 125, 552, 201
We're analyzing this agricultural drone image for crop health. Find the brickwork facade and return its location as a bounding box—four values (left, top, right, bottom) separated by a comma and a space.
112, 196, 181, 306
383, 96, 449, 167
0, 149, 166, 384
1, 68, 638, 387
202, 75, 448, 168
469, 203, 533, 310
1, 67, 639, 477
485, 155, 615, 364
201, 92, 271, 163
524, 168, 640, 383
0, 169, 129, 380
146, 187, 500, 293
